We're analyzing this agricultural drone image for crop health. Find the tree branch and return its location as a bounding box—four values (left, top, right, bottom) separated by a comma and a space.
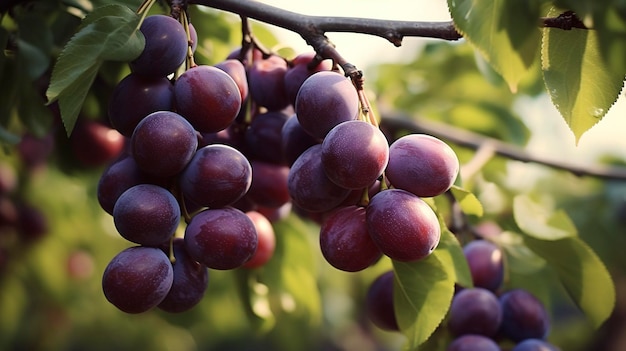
189, 1, 589, 47
380, 113, 626, 181
188, 0, 463, 47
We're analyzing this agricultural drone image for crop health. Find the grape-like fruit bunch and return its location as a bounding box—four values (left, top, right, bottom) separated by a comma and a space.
287, 71, 461, 270
99, 13, 261, 314
97, 9, 462, 319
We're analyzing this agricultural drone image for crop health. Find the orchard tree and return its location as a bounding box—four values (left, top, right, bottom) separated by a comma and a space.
0, 0, 625, 350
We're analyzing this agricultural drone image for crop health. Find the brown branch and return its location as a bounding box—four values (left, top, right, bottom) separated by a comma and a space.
188, 1, 590, 47
380, 113, 626, 181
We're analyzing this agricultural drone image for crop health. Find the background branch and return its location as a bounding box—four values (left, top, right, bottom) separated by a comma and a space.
380, 113, 626, 181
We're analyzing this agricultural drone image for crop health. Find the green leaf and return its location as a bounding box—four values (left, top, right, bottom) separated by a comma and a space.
448, 0, 541, 92
263, 215, 321, 326
46, 4, 143, 135
236, 270, 276, 334
393, 252, 455, 349
437, 227, 474, 288
513, 195, 577, 240
450, 185, 483, 217
523, 235, 615, 328
541, 8, 625, 143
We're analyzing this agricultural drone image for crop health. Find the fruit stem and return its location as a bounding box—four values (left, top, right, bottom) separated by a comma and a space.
136, 0, 156, 15
168, 236, 177, 264
135, 0, 156, 31
357, 186, 370, 207
180, 10, 197, 71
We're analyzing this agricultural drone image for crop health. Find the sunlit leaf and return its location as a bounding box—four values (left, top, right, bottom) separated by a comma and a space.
450, 185, 483, 217
513, 195, 577, 240
523, 235, 615, 328
448, 0, 541, 91
46, 4, 144, 135
437, 227, 474, 288
541, 8, 625, 143
393, 252, 455, 349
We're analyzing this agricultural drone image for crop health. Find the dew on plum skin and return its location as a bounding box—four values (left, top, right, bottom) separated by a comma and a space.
102, 246, 174, 314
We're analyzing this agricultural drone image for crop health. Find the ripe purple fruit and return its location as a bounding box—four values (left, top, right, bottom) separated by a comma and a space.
108, 73, 174, 137
499, 289, 550, 342
131, 111, 198, 178
287, 144, 351, 213
113, 184, 180, 247
365, 270, 399, 331
321, 120, 389, 189
184, 207, 258, 270
448, 288, 503, 337
179, 144, 252, 209
319, 206, 382, 272
463, 240, 504, 292
174, 65, 242, 133
366, 189, 440, 262
295, 71, 359, 139
158, 238, 209, 313
102, 246, 173, 314
130, 15, 188, 78
386, 134, 459, 198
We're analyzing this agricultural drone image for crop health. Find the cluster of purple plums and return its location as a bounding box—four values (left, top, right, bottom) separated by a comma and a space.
96, 11, 463, 317
366, 239, 559, 350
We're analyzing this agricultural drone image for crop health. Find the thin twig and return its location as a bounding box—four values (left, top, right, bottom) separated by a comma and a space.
380, 113, 626, 181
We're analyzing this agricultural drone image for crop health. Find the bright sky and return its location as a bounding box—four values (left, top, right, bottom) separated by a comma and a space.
259, 0, 626, 163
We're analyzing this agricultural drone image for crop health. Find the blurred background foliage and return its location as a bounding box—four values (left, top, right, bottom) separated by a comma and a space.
1, 0, 626, 350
